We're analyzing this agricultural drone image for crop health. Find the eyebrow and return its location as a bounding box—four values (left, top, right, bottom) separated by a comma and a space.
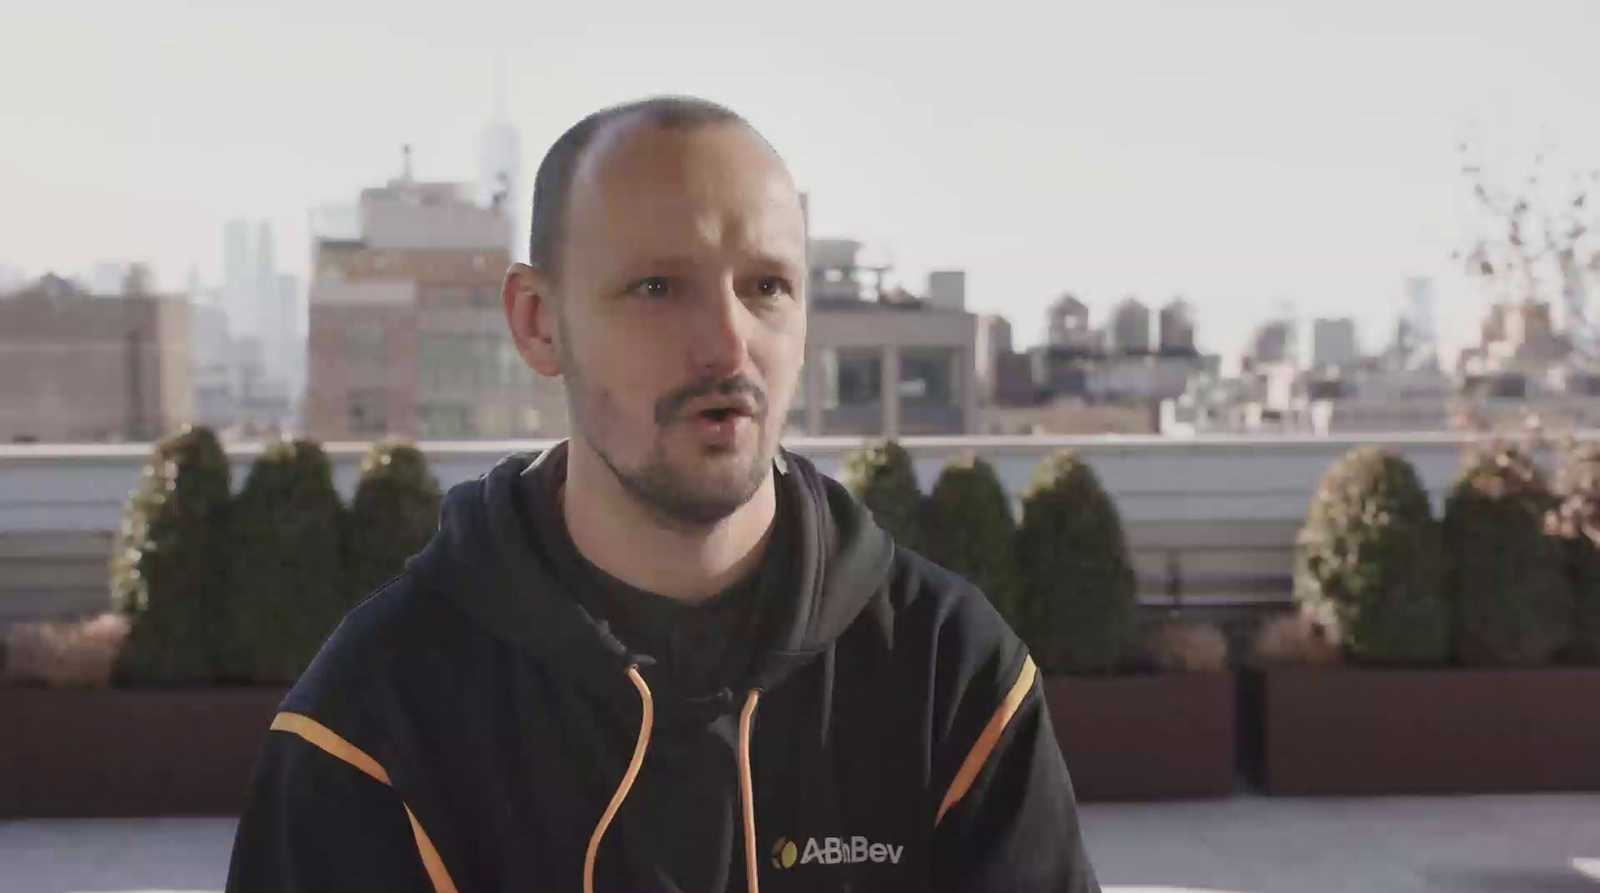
617, 251, 804, 278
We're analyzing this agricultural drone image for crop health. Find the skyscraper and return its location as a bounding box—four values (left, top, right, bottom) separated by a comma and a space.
479, 121, 522, 252
479, 68, 523, 259
264, 271, 303, 400
223, 219, 258, 340
1312, 318, 1359, 370
219, 218, 301, 393
1400, 277, 1440, 371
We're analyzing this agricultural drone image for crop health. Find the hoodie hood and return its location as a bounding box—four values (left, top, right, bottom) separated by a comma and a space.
411, 442, 895, 709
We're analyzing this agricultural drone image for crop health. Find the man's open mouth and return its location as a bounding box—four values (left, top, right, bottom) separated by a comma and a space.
690, 396, 759, 424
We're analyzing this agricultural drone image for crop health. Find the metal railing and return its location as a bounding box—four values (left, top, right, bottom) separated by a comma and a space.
1, 431, 1577, 628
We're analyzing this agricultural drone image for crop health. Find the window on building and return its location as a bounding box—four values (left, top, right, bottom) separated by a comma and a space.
477, 404, 512, 438
419, 402, 476, 439
518, 408, 542, 436
498, 338, 534, 387
345, 323, 386, 367
419, 332, 531, 392
1488, 374, 1526, 399
899, 348, 956, 407
827, 350, 881, 409
419, 332, 469, 390
1306, 378, 1346, 400
347, 389, 388, 435
417, 333, 444, 389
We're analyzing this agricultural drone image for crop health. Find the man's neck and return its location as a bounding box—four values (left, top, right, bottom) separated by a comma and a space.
560, 440, 779, 603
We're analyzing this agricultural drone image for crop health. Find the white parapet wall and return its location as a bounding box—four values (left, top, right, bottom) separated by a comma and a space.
0, 432, 1552, 627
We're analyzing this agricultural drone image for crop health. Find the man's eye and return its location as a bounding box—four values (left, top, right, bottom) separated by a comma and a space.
753, 277, 793, 300
630, 277, 671, 298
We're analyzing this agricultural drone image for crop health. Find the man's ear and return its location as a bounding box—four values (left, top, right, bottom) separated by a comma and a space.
502, 263, 562, 378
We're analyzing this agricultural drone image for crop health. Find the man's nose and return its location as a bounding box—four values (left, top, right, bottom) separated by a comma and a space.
688, 277, 753, 379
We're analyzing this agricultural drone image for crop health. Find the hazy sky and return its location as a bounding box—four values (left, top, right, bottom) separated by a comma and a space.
3, 0, 1598, 363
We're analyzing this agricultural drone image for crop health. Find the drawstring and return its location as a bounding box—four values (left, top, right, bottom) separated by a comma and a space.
585, 666, 655, 893
582, 669, 763, 893
737, 689, 763, 893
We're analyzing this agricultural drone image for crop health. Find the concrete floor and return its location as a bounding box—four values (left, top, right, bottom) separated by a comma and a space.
1080, 794, 1600, 893
1, 794, 1597, 893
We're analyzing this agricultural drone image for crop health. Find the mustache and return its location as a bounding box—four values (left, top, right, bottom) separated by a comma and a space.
654, 375, 769, 426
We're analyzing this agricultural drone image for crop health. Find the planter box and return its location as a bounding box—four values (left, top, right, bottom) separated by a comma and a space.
1243, 667, 1600, 795
0, 686, 287, 817
1044, 673, 1235, 801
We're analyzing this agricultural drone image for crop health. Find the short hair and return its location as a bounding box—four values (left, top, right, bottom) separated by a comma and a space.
527, 96, 754, 279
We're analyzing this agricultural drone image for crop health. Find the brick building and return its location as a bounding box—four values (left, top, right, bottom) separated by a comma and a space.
0, 274, 192, 443
306, 173, 568, 441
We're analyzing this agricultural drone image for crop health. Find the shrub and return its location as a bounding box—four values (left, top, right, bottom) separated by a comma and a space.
1442, 447, 1572, 666
1016, 451, 1137, 675
1250, 613, 1342, 668
3, 614, 131, 688
110, 425, 235, 685
841, 439, 925, 551
345, 439, 442, 600
1146, 620, 1229, 674
226, 438, 347, 684
1294, 447, 1449, 665
1552, 442, 1600, 663
925, 454, 1023, 630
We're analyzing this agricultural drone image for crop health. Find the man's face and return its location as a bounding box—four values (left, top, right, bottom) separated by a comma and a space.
548, 120, 807, 527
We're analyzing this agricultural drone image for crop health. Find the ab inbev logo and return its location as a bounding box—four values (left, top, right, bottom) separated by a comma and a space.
770, 835, 904, 869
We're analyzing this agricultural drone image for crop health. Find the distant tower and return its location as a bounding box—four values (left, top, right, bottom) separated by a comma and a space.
479, 60, 523, 259
1402, 277, 1440, 370
255, 221, 275, 301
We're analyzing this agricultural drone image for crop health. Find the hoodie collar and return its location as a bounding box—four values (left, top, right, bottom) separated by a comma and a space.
413, 441, 895, 713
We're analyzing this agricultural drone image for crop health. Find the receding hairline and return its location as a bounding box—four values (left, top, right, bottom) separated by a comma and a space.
527, 96, 790, 279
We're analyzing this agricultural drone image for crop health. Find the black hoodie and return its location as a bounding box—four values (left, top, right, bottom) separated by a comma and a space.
226, 445, 1099, 893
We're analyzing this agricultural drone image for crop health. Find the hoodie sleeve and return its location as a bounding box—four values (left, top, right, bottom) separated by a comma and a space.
226, 720, 437, 893
930, 653, 1101, 893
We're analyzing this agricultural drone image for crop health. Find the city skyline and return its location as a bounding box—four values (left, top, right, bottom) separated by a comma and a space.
3, 0, 1599, 367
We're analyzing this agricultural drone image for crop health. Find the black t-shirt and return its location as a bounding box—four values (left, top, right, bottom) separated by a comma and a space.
519, 458, 791, 700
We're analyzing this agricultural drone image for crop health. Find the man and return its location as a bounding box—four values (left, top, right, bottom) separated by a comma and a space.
227, 96, 1099, 893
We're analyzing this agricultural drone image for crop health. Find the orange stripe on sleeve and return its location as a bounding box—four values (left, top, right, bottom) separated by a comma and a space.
271, 712, 391, 785
934, 655, 1038, 828
269, 711, 460, 893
